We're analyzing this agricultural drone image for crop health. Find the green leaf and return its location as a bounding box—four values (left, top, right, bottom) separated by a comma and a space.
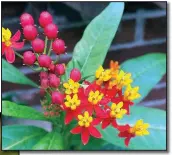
99, 106, 166, 150
121, 53, 166, 104
33, 131, 64, 150
62, 2, 124, 82
2, 58, 38, 87
2, 101, 47, 121
2, 125, 47, 150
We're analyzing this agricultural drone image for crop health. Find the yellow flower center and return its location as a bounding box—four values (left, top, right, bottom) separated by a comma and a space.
63, 79, 80, 95
129, 119, 150, 136
5, 40, 12, 46
64, 94, 80, 110
124, 85, 141, 101
88, 90, 104, 105
109, 70, 133, 89
110, 102, 127, 119
78, 111, 93, 127
2, 27, 12, 47
95, 66, 112, 85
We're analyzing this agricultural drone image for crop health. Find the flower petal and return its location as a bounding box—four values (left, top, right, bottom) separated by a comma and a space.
81, 128, 90, 145
12, 41, 24, 49
2, 43, 5, 55
71, 126, 82, 134
11, 30, 21, 42
5, 47, 15, 63
111, 120, 118, 128
92, 118, 102, 125
117, 124, 130, 132
64, 111, 73, 125
88, 126, 101, 138
124, 137, 132, 147
102, 119, 111, 129
118, 131, 130, 137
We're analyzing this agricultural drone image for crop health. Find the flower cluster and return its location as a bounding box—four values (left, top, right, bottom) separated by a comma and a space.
2, 11, 149, 147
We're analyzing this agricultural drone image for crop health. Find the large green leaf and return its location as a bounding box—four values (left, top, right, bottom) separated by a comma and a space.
2, 101, 47, 121
99, 106, 166, 150
121, 53, 166, 104
0, 121, 19, 155
2, 59, 38, 87
62, 2, 124, 82
32, 131, 64, 150
2, 125, 47, 150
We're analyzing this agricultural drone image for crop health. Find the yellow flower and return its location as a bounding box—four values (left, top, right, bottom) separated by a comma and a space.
2, 27, 12, 46
124, 85, 141, 101
110, 60, 120, 78
109, 70, 133, 89
65, 94, 80, 110
95, 66, 111, 85
78, 111, 93, 127
110, 102, 127, 119
129, 119, 150, 136
63, 79, 80, 95
88, 90, 104, 105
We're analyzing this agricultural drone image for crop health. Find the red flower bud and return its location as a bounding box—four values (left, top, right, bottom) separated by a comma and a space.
23, 25, 38, 41
49, 74, 60, 88
70, 68, 81, 82
52, 91, 64, 104
39, 11, 53, 28
38, 54, 51, 68
48, 63, 55, 73
44, 23, 58, 39
41, 78, 49, 89
23, 51, 36, 65
52, 39, 65, 55
55, 64, 65, 75
20, 13, 34, 27
40, 71, 48, 79
31, 38, 45, 53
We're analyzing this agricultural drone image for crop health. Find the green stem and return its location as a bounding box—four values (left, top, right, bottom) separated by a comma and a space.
15, 52, 23, 59
43, 36, 48, 54
48, 40, 53, 56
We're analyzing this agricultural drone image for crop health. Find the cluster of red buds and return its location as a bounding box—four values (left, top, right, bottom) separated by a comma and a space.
2, 11, 150, 147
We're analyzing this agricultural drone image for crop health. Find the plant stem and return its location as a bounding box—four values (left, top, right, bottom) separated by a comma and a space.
15, 52, 23, 59
44, 36, 48, 54
48, 40, 53, 56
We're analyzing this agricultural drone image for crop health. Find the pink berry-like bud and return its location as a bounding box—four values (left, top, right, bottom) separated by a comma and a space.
55, 64, 65, 75
41, 78, 49, 89
52, 91, 64, 104
44, 23, 58, 39
23, 25, 38, 41
49, 74, 60, 88
48, 63, 55, 73
20, 13, 34, 27
23, 51, 36, 65
38, 54, 51, 68
52, 39, 65, 55
40, 72, 48, 79
39, 11, 53, 28
31, 38, 45, 53
70, 68, 81, 82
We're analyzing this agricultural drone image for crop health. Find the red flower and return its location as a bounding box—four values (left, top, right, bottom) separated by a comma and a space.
63, 88, 85, 124
70, 111, 101, 145
2, 28, 24, 63
117, 124, 135, 146
117, 119, 150, 146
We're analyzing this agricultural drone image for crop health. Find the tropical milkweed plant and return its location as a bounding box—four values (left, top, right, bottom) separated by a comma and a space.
2, 2, 166, 150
